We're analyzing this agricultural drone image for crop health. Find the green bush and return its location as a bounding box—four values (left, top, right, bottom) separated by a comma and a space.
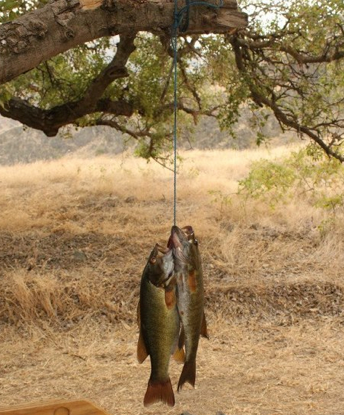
238, 146, 344, 212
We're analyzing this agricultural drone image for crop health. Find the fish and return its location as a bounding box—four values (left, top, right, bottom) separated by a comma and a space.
169, 225, 208, 392
137, 243, 181, 407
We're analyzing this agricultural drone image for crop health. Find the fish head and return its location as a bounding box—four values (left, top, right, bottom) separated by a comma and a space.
169, 226, 200, 271
146, 243, 174, 288
169, 226, 189, 265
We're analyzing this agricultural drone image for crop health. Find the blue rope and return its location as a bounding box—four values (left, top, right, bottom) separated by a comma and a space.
171, 0, 223, 226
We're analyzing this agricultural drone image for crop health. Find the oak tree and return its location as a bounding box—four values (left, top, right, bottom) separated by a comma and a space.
0, 0, 344, 162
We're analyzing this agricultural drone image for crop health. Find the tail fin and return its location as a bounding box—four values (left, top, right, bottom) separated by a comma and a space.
177, 359, 196, 391
144, 378, 175, 407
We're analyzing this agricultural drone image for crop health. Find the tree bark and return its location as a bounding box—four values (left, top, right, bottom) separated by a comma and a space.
0, 0, 247, 85
0, 34, 136, 136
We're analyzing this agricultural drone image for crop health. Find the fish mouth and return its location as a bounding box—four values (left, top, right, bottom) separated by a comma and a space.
150, 243, 172, 264
149, 244, 174, 287
156, 243, 171, 255
157, 244, 174, 287
168, 225, 194, 249
168, 225, 193, 264
168, 226, 184, 250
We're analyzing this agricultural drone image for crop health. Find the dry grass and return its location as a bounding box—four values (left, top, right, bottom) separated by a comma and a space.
1, 144, 344, 415
1, 319, 344, 415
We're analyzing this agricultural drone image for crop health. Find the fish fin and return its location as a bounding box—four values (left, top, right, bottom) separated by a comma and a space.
137, 330, 148, 363
144, 378, 175, 407
201, 311, 209, 339
177, 359, 196, 391
178, 325, 185, 350
173, 346, 185, 364
165, 287, 177, 310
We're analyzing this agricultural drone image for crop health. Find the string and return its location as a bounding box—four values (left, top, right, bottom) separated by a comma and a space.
172, 0, 178, 227
171, 0, 223, 226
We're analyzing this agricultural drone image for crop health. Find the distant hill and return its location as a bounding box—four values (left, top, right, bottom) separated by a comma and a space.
0, 112, 297, 165
0, 116, 21, 134
0, 119, 132, 165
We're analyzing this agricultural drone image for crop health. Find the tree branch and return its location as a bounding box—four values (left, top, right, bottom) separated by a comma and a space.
235, 30, 344, 65
96, 118, 150, 140
230, 35, 344, 163
0, 34, 136, 136
0, 0, 247, 85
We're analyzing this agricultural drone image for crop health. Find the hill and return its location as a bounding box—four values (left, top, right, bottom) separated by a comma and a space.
0, 120, 130, 165
0, 113, 296, 165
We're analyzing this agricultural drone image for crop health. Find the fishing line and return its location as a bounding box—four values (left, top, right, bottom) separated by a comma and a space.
171, 0, 223, 226
172, 0, 179, 227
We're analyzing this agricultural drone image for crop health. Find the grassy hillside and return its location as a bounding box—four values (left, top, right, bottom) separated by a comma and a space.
0, 113, 297, 165
0, 146, 343, 415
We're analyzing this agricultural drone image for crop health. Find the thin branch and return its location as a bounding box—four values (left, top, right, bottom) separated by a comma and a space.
230, 34, 344, 163
96, 118, 150, 140
0, 34, 136, 136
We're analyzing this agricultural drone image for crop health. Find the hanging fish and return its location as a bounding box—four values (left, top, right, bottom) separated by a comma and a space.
137, 244, 181, 407
170, 225, 209, 391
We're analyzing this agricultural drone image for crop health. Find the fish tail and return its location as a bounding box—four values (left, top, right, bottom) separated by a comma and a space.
144, 378, 175, 407
177, 359, 196, 391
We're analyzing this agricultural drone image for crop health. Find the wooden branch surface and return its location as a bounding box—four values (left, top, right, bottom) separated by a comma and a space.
0, 0, 248, 85
0, 35, 136, 136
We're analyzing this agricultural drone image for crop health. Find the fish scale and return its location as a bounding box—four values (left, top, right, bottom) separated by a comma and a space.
137, 244, 180, 407
137, 228, 207, 407
170, 225, 208, 391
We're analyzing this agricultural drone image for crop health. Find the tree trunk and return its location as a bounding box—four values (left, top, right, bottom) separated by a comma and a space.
0, 0, 247, 85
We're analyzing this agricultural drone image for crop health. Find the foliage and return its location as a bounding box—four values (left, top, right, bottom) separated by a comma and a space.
0, 0, 46, 21
239, 146, 344, 213
1, 0, 344, 163
0, 82, 13, 108
231, 0, 344, 161
10, 41, 111, 108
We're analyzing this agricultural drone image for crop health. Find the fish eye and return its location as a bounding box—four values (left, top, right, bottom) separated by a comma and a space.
150, 257, 157, 264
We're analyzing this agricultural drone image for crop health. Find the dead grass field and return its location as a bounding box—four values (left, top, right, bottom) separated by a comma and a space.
0, 145, 344, 415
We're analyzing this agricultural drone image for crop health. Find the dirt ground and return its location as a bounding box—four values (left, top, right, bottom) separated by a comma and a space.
0, 150, 344, 415
1, 317, 344, 415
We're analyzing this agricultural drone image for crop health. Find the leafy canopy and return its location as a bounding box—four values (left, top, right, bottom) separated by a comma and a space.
1, 0, 344, 163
